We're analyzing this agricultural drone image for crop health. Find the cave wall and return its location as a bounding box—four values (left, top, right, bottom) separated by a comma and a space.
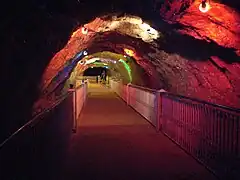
41, 12, 240, 108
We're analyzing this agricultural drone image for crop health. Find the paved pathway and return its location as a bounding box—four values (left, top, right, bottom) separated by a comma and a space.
62, 83, 216, 180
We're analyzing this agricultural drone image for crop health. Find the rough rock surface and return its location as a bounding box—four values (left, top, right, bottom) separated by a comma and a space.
42, 7, 240, 108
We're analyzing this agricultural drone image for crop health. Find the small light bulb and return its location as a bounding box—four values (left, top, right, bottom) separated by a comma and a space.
81, 27, 88, 35
83, 51, 88, 56
199, 0, 210, 13
78, 60, 84, 65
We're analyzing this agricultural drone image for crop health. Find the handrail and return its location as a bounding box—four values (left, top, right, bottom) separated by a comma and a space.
0, 91, 72, 149
111, 80, 240, 113
75, 82, 85, 89
162, 92, 240, 113
76, 76, 97, 79
128, 83, 158, 93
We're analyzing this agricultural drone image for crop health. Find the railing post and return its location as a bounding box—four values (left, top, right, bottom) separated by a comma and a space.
83, 82, 87, 104
127, 83, 131, 105
156, 89, 166, 132
156, 90, 161, 132
68, 89, 77, 133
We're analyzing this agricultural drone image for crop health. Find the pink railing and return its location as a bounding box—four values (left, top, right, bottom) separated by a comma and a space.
69, 82, 88, 132
161, 93, 240, 179
110, 80, 159, 127
109, 79, 240, 179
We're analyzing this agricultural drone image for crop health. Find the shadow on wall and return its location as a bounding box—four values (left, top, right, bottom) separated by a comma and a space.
160, 26, 239, 63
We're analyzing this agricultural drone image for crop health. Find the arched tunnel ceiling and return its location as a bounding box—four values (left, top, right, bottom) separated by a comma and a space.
70, 51, 148, 84
40, 0, 240, 109
42, 16, 162, 90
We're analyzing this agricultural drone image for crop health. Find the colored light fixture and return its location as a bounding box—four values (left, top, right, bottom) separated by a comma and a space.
78, 60, 84, 65
119, 59, 132, 82
124, 48, 135, 57
199, 0, 210, 13
81, 27, 88, 35
83, 51, 88, 56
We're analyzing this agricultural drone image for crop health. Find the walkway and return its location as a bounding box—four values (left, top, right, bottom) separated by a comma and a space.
62, 83, 216, 180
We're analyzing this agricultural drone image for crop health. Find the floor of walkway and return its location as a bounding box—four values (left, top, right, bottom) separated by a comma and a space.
63, 83, 216, 180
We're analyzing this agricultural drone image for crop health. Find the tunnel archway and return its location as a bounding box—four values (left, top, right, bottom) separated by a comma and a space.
67, 51, 152, 87
41, 15, 161, 92
53, 49, 157, 97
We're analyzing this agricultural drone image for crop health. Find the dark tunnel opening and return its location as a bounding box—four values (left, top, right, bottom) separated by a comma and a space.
83, 67, 108, 77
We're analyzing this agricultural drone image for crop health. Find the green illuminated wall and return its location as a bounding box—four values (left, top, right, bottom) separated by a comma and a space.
119, 59, 132, 82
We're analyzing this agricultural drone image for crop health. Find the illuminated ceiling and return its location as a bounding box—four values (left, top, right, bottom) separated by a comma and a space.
71, 16, 160, 43
41, 15, 160, 90
38, 1, 240, 109
74, 51, 133, 82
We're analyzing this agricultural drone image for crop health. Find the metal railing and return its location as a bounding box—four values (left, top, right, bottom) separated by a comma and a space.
109, 80, 159, 127
70, 82, 88, 132
128, 84, 158, 127
0, 92, 74, 180
0, 83, 88, 180
160, 92, 240, 179
109, 79, 240, 179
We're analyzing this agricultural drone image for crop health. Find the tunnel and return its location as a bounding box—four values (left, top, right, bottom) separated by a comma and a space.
1, 0, 240, 179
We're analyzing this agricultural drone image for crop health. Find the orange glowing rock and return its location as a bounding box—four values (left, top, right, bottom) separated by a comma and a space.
160, 0, 240, 55
179, 1, 240, 53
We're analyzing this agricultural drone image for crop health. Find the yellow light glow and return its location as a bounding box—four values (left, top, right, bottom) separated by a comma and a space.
81, 27, 88, 35
71, 29, 80, 38
124, 48, 135, 57
98, 16, 159, 42
141, 23, 151, 30
85, 58, 99, 65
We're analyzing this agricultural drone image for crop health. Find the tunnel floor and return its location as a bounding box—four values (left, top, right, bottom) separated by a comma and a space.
62, 83, 216, 180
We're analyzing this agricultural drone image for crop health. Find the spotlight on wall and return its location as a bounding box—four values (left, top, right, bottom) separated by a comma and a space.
78, 60, 84, 65
83, 51, 88, 56
124, 48, 135, 57
199, 0, 210, 13
81, 27, 88, 35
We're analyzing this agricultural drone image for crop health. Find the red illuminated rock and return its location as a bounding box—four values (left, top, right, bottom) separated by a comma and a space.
38, 2, 240, 111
